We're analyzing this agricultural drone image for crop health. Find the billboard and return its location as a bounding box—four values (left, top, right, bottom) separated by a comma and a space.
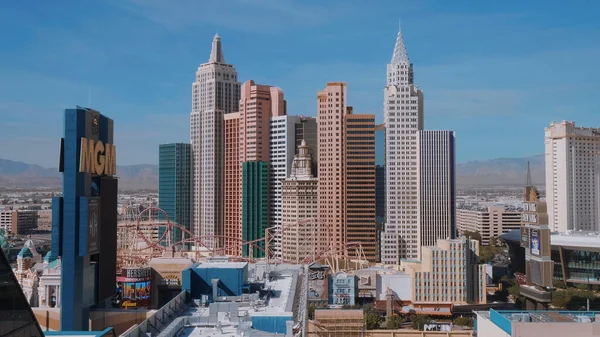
308, 269, 328, 302
87, 198, 100, 255
116, 267, 152, 309
520, 227, 529, 248
530, 229, 540, 256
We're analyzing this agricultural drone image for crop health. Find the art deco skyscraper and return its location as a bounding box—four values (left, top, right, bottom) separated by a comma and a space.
190, 34, 240, 249
417, 131, 456, 247
281, 140, 323, 263
382, 27, 424, 263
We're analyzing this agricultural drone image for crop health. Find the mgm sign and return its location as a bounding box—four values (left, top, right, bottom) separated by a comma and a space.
54, 107, 119, 330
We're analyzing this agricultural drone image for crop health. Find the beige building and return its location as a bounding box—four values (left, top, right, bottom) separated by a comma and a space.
317, 82, 377, 262
345, 114, 376, 261
457, 206, 522, 246
545, 121, 600, 232
317, 83, 348, 253
281, 140, 324, 263
224, 112, 241, 255
403, 237, 486, 304
37, 210, 52, 231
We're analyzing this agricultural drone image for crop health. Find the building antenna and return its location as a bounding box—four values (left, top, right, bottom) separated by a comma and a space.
88, 85, 91, 108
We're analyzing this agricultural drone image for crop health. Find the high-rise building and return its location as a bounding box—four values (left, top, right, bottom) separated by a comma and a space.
281, 140, 323, 263
417, 130, 456, 248
375, 124, 386, 262
317, 83, 377, 262
317, 82, 348, 253
191, 34, 240, 250
295, 116, 318, 176
545, 121, 600, 232
269, 115, 300, 259
402, 238, 486, 304
242, 161, 269, 258
224, 112, 241, 255
345, 114, 377, 261
158, 143, 192, 247
457, 205, 522, 246
239, 80, 285, 162
238, 80, 286, 259
382, 27, 424, 263
375, 124, 386, 167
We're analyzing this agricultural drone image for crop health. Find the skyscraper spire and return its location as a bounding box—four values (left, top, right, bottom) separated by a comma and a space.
391, 25, 409, 64
209, 33, 224, 63
526, 161, 532, 187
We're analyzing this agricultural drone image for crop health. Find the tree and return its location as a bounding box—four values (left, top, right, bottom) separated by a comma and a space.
463, 230, 482, 245
0, 229, 9, 257
307, 304, 316, 320
453, 317, 472, 327
386, 315, 404, 329
411, 315, 432, 331
365, 312, 383, 330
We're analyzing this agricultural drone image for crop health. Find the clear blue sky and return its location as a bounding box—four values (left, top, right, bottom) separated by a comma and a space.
1, 0, 599, 167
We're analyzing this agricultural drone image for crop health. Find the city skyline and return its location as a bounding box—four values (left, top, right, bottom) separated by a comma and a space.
1, 1, 600, 167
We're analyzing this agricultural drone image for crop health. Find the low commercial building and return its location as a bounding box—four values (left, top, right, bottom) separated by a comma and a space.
11, 210, 39, 235
177, 259, 306, 336
475, 309, 600, 337
37, 210, 52, 231
502, 229, 600, 287
403, 238, 486, 304
457, 205, 522, 246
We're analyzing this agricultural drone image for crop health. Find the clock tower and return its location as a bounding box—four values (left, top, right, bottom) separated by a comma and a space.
519, 162, 554, 309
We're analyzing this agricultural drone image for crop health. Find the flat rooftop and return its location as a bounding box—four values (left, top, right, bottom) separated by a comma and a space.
166, 262, 302, 337
502, 229, 600, 250
477, 309, 600, 336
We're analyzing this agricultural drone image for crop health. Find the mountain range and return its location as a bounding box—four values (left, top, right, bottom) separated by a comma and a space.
0, 154, 545, 190
0, 158, 158, 190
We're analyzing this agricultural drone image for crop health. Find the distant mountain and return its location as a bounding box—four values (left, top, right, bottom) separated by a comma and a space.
0, 158, 158, 190
457, 154, 545, 186
0, 154, 546, 190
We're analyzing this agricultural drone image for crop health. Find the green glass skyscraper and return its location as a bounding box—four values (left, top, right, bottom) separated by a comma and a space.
159, 143, 191, 247
242, 161, 269, 258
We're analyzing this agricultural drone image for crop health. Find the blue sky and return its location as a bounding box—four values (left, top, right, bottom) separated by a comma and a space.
1, 0, 599, 167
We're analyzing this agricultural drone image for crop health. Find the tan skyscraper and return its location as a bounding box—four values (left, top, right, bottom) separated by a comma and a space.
223, 112, 241, 255
317, 82, 376, 262
281, 140, 323, 263
238, 80, 286, 257
317, 83, 348, 253
239, 80, 286, 162
345, 114, 376, 261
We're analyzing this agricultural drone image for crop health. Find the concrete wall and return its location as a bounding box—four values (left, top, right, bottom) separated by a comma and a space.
33, 308, 152, 335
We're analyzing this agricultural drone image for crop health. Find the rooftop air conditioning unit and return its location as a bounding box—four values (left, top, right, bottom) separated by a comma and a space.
512, 314, 530, 322
576, 316, 592, 323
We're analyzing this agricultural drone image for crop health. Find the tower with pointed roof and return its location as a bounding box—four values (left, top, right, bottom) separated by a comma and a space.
381, 25, 425, 264
281, 140, 324, 263
190, 34, 240, 249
